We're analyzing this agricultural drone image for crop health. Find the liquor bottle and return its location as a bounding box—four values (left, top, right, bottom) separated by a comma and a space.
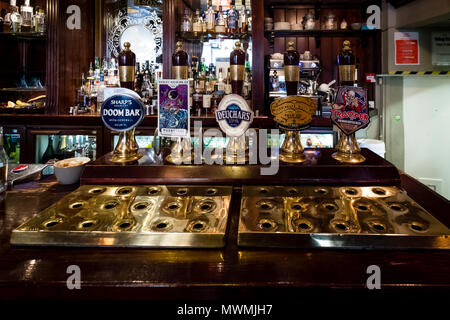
203, 78, 212, 115
134, 62, 143, 95
192, 9, 202, 33
3, 0, 16, 32
211, 85, 222, 116
284, 41, 300, 96
0, 127, 8, 194
118, 42, 136, 90
215, 6, 226, 33
20, 0, 33, 32
10, 5, 22, 33
246, 5, 252, 32
227, 0, 238, 33
230, 41, 245, 96
141, 72, 153, 106
243, 67, 251, 100
192, 87, 203, 116
33, 7, 46, 33
205, 0, 215, 32
239, 0, 248, 33
102, 57, 108, 85
180, 9, 192, 32
41, 135, 56, 164
94, 57, 101, 82
225, 68, 232, 95
208, 64, 217, 87
217, 68, 225, 94
172, 41, 189, 80
337, 40, 356, 86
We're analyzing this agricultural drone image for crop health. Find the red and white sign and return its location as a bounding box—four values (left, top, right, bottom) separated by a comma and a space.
395, 32, 419, 65
365, 73, 376, 83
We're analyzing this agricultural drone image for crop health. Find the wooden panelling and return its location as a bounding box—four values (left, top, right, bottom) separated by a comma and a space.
57, 0, 95, 115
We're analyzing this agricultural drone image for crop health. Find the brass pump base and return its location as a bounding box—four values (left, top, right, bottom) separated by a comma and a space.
332, 132, 365, 164
166, 137, 193, 165
279, 130, 306, 163
224, 135, 249, 164
110, 129, 143, 163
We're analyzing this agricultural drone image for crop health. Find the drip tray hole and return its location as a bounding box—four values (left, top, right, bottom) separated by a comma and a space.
117, 188, 133, 195
151, 220, 173, 232
344, 188, 358, 196
176, 188, 188, 196
315, 188, 328, 195
186, 220, 208, 233
409, 222, 428, 233
372, 188, 387, 196
148, 188, 161, 195
258, 219, 278, 232
43, 219, 60, 228
70, 202, 84, 209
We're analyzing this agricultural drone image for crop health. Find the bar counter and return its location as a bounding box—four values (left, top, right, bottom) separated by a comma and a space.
0, 173, 449, 301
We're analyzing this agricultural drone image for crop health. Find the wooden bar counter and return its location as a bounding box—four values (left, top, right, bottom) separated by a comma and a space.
0, 153, 449, 302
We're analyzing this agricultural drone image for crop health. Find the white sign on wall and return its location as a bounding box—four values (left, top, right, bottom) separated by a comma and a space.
432, 32, 450, 66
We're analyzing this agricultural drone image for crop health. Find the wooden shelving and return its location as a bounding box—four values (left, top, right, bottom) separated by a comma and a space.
264, 29, 379, 48
0, 32, 46, 41
177, 31, 251, 42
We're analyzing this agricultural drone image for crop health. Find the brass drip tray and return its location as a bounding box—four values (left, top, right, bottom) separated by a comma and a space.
11, 185, 232, 248
238, 186, 450, 249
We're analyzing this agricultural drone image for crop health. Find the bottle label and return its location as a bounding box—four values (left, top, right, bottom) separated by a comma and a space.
172, 66, 188, 80
119, 66, 135, 83
230, 65, 245, 81
203, 94, 211, 108
284, 65, 300, 82
228, 17, 237, 29
339, 65, 356, 83
215, 25, 226, 33
193, 22, 202, 32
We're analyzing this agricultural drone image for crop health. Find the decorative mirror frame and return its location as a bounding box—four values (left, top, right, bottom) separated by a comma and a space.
106, 8, 163, 63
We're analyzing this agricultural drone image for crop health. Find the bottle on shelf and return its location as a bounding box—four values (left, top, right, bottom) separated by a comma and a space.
239, 0, 248, 33
0, 127, 8, 194
33, 7, 46, 33
41, 135, 56, 164
337, 40, 356, 86
203, 77, 212, 116
134, 62, 143, 95
243, 66, 252, 101
180, 9, 192, 32
227, 0, 239, 33
10, 5, 22, 33
246, 4, 252, 32
20, 0, 33, 32
215, 6, 226, 33
192, 86, 203, 116
217, 68, 225, 94
225, 67, 232, 95
205, 0, 215, 33
141, 71, 153, 106
172, 41, 189, 80
192, 9, 202, 34
230, 41, 246, 96
211, 84, 222, 116
284, 41, 300, 96
3, 0, 17, 33
118, 42, 136, 90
